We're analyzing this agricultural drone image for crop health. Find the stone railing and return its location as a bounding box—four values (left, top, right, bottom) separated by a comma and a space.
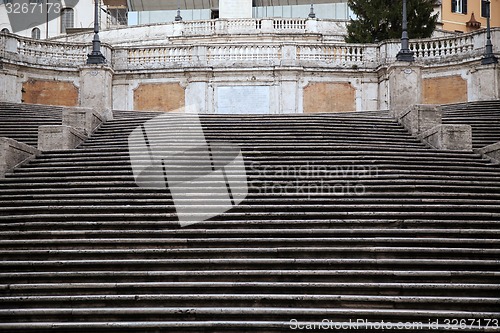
378, 29, 493, 64
113, 43, 378, 71
49, 18, 347, 45
180, 18, 309, 36
0, 33, 113, 68
410, 34, 475, 59
1, 27, 499, 71
122, 46, 195, 69
297, 44, 377, 68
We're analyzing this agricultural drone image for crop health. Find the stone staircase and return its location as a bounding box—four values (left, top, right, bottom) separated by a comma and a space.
0, 102, 63, 147
442, 100, 500, 149
0, 106, 500, 332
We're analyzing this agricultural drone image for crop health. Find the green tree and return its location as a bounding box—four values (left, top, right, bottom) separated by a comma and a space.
345, 0, 438, 43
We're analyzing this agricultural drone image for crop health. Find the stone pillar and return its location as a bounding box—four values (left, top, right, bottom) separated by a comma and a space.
387, 63, 422, 116
305, 18, 318, 33
0, 65, 20, 103
79, 65, 114, 120
261, 19, 274, 34
470, 63, 499, 101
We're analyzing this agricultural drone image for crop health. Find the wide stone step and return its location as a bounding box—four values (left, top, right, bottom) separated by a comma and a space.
1, 294, 498, 310
2, 219, 500, 232
1, 247, 498, 261
2, 203, 500, 215
2, 269, 499, 284
0, 228, 500, 239
2, 280, 500, 297
0, 320, 494, 333
3, 197, 500, 207
1, 307, 498, 328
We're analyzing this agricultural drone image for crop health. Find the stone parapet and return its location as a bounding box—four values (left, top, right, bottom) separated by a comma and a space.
396, 104, 442, 135
476, 142, 500, 164
38, 125, 87, 151
62, 107, 105, 136
418, 124, 473, 151
0, 137, 39, 178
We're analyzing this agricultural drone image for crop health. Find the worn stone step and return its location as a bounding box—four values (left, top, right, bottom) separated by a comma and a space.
2, 281, 499, 298
2, 269, 499, 284
0, 320, 493, 333
1, 219, 500, 233
0, 294, 497, 312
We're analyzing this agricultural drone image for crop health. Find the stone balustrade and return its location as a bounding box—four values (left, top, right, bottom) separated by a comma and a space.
1, 33, 112, 69
0, 24, 498, 71
409, 34, 476, 61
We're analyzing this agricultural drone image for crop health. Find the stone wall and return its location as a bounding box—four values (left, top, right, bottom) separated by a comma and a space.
22, 79, 79, 107
303, 82, 356, 113
133, 83, 185, 112
422, 75, 468, 105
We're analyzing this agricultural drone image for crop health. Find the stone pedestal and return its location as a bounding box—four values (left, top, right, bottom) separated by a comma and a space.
388, 63, 422, 115
79, 65, 114, 120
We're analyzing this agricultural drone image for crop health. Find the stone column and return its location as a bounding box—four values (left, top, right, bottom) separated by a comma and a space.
79, 65, 114, 120
387, 63, 422, 116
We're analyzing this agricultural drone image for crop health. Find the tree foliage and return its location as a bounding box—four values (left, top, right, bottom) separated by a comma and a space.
345, 0, 438, 43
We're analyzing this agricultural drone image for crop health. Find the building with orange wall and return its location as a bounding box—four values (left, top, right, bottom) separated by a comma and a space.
441, 0, 500, 32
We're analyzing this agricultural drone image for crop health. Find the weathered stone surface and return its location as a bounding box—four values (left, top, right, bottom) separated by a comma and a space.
38, 125, 87, 151
303, 82, 355, 113
134, 83, 185, 112
22, 79, 79, 107
419, 124, 473, 151
0, 67, 20, 103
388, 64, 422, 114
62, 108, 104, 135
422, 75, 467, 105
397, 104, 442, 135
0, 137, 39, 178
79, 66, 113, 120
